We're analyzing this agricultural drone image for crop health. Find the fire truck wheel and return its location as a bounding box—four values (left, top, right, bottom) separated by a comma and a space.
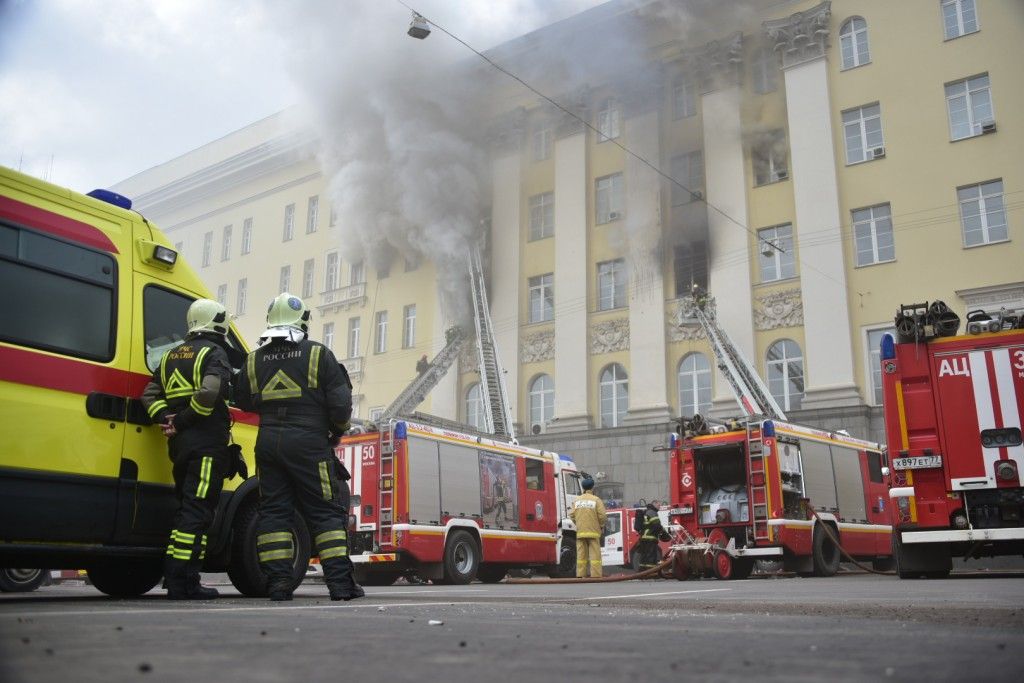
731, 558, 754, 580
441, 530, 479, 585
871, 556, 895, 573
476, 565, 508, 583
811, 524, 841, 577
87, 559, 163, 597
550, 538, 576, 578
227, 501, 311, 597
358, 570, 401, 586
0, 568, 48, 593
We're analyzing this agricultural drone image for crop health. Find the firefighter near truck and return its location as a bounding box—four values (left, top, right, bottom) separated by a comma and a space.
882, 301, 1024, 578
337, 420, 584, 584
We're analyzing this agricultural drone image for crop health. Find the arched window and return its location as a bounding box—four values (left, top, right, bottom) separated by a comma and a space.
839, 17, 870, 70
465, 383, 484, 430
528, 374, 554, 431
678, 353, 712, 417
766, 339, 804, 411
599, 364, 629, 428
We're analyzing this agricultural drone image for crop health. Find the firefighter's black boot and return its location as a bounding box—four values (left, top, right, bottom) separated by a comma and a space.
181, 571, 219, 600
268, 580, 293, 602
328, 581, 365, 601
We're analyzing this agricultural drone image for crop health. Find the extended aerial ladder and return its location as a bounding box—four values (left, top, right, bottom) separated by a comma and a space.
381, 327, 467, 422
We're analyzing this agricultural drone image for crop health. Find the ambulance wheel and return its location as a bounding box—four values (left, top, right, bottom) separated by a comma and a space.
812, 524, 841, 577
227, 501, 311, 597
0, 568, 48, 593
476, 565, 507, 583
87, 559, 163, 597
441, 530, 479, 585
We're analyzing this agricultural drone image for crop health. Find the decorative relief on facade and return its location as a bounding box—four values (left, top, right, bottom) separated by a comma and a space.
520, 330, 555, 364
754, 288, 804, 330
590, 319, 630, 354
955, 282, 1024, 311
694, 31, 744, 92
763, 0, 831, 68
458, 343, 479, 374
668, 296, 708, 342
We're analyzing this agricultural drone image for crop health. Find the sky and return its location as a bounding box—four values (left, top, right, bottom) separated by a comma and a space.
0, 0, 607, 193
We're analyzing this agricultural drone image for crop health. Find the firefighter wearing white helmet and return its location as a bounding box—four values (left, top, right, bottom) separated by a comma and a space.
236, 293, 363, 601
140, 298, 234, 600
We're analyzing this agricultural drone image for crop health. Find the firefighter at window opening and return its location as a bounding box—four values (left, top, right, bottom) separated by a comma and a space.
637, 503, 667, 570
235, 293, 364, 602
141, 298, 235, 600
570, 477, 607, 578
416, 354, 429, 376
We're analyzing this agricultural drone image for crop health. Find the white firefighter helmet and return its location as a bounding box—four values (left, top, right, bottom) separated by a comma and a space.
186, 298, 229, 336
262, 292, 310, 341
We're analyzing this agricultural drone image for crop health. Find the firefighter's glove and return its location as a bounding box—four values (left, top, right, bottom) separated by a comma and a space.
226, 443, 248, 480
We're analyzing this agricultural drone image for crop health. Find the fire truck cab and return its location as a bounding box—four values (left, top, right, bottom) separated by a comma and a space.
601, 506, 672, 571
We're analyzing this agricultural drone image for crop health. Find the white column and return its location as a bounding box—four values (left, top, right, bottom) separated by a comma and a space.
623, 109, 670, 425
701, 85, 756, 415
490, 152, 522, 424
549, 130, 591, 432
782, 56, 860, 407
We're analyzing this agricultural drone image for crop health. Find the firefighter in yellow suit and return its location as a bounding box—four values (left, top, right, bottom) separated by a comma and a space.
570, 477, 607, 578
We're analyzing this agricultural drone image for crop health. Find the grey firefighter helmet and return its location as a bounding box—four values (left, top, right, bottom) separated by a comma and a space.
186, 298, 229, 336
262, 293, 311, 341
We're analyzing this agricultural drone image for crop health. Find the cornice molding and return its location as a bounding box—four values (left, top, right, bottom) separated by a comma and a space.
763, 1, 831, 69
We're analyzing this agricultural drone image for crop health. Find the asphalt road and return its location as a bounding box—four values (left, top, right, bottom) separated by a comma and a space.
2, 570, 1023, 683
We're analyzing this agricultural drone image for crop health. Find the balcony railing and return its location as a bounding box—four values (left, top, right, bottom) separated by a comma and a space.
340, 356, 363, 379
317, 282, 366, 313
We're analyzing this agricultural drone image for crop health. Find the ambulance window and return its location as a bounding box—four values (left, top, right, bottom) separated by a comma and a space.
867, 451, 883, 484
525, 459, 545, 490
143, 286, 191, 371
0, 224, 115, 361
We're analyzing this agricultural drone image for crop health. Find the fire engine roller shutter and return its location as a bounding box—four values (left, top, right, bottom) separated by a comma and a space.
800, 440, 838, 512
408, 436, 441, 524
438, 443, 483, 519
831, 445, 867, 523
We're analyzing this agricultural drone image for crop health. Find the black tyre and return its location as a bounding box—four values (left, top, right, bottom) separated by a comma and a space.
441, 530, 479, 585
549, 537, 576, 578
0, 568, 48, 593
871, 556, 895, 572
87, 559, 163, 597
731, 558, 755, 580
227, 501, 311, 597
476, 565, 507, 584
811, 524, 841, 577
356, 570, 401, 586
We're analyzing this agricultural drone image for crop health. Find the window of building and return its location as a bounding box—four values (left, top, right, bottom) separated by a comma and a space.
673, 243, 708, 297
329, 206, 338, 227
752, 48, 777, 94
843, 103, 884, 164
202, 231, 213, 267
865, 327, 895, 405
945, 74, 994, 140
839, 17, 870, 69
528, 273, 554, 323
216, 284, 227, 307
306, 195, 319, 234
369, 406, 384, 422
529, 192, 555, 241
673, 74, 696, 119
465, 383, 484, 430
236, 278, 247, 316
599, 364, 628, 428
596, 98, 621, 142
279, 265, 291, 294
241, 218, 253, 255
324, 251, 339, 292
753, 130, 788, 186
347, 317, 361, 359
943, 0, 978, 40
595, 173, 624, 224
529, 374, 554, 429
283, 203, 295, 242
220, 225, 232, 262
959, 179, 1007, 247
597, 259, 626, 311
758, 224, 796, 282
853, 204, 895, 266
533, 127, 552, 161
375, 311, 388, 354
678, 353, 712, 417
350, 260, 365, 285
403, 304, 416, 348
767, 339, 804, 411
323, 322, 335, 352
302, 258, 315, 298
670, 151, 704, 206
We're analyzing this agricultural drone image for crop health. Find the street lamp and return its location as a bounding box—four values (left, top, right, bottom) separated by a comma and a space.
408, 12, 431, 39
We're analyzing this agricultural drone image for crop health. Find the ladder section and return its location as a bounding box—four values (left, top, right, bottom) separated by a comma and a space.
382, 328, 466, 421
746, 421, 770, 542
467, 245, 516, 441
690, 289, 787, 421
377, 428, 395, 548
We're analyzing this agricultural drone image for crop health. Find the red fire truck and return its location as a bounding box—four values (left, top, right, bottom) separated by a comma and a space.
667, 419, 892, 579
882, 310, 1024, 578
600, 506, 673, 571
336, 419, 584, 584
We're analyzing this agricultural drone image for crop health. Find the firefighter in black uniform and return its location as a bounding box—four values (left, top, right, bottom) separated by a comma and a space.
141, 298, 233, 600
235, 293, 364, 602
637, 503, 668, 570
